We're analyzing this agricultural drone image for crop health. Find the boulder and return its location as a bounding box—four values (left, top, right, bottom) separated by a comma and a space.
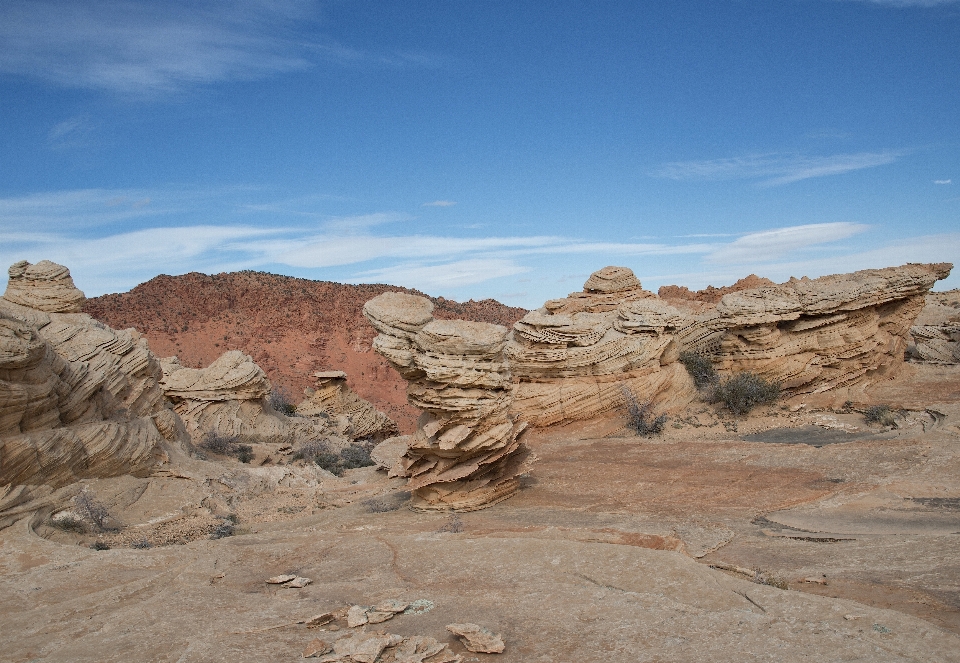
908, 289, 960, 364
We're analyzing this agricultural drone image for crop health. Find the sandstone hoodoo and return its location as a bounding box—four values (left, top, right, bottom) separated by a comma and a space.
363, 292, 529, 511
296, 370, 399, 442
509, 267, 697, 427
0, 261, 185, 498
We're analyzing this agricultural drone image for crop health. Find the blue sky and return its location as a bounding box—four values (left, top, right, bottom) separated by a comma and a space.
1, 0, 958, 308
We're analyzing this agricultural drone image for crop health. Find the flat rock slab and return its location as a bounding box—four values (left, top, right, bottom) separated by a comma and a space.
1, 524, 959, 662
742, 425, 883, 446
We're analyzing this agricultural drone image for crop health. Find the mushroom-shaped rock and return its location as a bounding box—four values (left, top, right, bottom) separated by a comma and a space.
584, 265, 642, 293
3, 260, 85, 313
365, 293, 529, 511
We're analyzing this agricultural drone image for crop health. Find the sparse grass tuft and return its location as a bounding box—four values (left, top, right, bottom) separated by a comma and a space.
679, 351, 719, 390
621, 386, 667, 436
864, 405, 896, 427
712, 372, 781, 416
437, 513, 464, 533
131, 538, 152, 549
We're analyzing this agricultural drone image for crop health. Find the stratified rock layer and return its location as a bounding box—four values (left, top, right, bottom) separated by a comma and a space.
909, 289, 960, 364
364, 293, 528, 511
296, 370, 399, 441
682, 263, 953, 392
0, 261, 181, 489
160, 351, 330, 445
509, 267, 696, 427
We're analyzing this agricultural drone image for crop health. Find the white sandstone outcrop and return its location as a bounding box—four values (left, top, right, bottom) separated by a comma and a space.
0, 261, 184, 490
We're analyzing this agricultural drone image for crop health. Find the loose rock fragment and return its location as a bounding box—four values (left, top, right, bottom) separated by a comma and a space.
347, 605, 370, 627
266, 574, 298, 584
287, 577, 313, 588
303, 638, 333, 658
445, 623, 505, 653
317, 630, 393, 663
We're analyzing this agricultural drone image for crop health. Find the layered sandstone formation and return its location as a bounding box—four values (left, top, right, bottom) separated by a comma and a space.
909, 290, 960, 364
160, 351, 331, 445
0, 261, 183, 490
509, 268, 696, 426
296, 371, 399, 441
681, 263, 953, 392
363, 292, 528, 511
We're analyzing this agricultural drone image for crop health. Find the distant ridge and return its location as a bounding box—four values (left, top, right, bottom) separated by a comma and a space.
84, 271, 527, 433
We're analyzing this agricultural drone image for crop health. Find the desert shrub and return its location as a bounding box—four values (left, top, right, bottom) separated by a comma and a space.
199, 432, 253, 462
621, 387, 667, 436
131, 538, 152, 549
199, 431, 240, 455
91, 541, 110, 550
269, 387, 297, 416
679, 351, 719, 390
210, 515, 238, 539
235, 444, 254, 464
74, 490, 110, 531
47, 515, 87, 533
712, 372, 781, 415
864, 405, 896, 427
296, 440, 376, 476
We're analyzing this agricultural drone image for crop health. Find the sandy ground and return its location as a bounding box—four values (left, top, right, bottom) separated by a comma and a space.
2, 363, 960, 662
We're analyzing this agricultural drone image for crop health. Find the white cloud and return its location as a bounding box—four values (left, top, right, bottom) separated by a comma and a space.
353, 259, 530, 290
0, 0, 319, 94
654, 151, 902, 186
935, 179, 952, 184
706, 222, 869, 264
422, 200, 457, 207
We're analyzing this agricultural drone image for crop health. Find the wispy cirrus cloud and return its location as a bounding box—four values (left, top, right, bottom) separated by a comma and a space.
3, 187, 955, 302
838, 0, 960, 6
654, 150, 902, 186
422, 200, 457, 207
706, 222, 869, 264
935, 179, 952, 184
355, 259, 530, 290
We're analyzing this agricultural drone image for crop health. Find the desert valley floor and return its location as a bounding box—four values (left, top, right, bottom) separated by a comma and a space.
2, 362, 960, 662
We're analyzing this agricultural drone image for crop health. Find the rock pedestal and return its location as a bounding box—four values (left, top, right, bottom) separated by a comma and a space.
364, 292, 528, 511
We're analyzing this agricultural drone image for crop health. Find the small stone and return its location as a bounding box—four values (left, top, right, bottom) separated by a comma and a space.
445, 623, 505, 653
302, 637, 332, 658
303, 612, 336, 627
286, 577, 312, 588
366, 611, 396, 624
374, 599, 410, 613
266, 574, 297, 584
802, 576, 827, 585
347, 605, 369, 627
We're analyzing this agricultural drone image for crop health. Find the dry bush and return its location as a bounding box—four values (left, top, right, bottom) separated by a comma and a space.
621, 386, 667, 436
679, 351, 719, 390
74, 490, 110, 531
712, 372, 781, 415
864, 405, 896, 427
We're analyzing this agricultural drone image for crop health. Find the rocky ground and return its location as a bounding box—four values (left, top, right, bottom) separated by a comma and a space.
2, 362, 959, 662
